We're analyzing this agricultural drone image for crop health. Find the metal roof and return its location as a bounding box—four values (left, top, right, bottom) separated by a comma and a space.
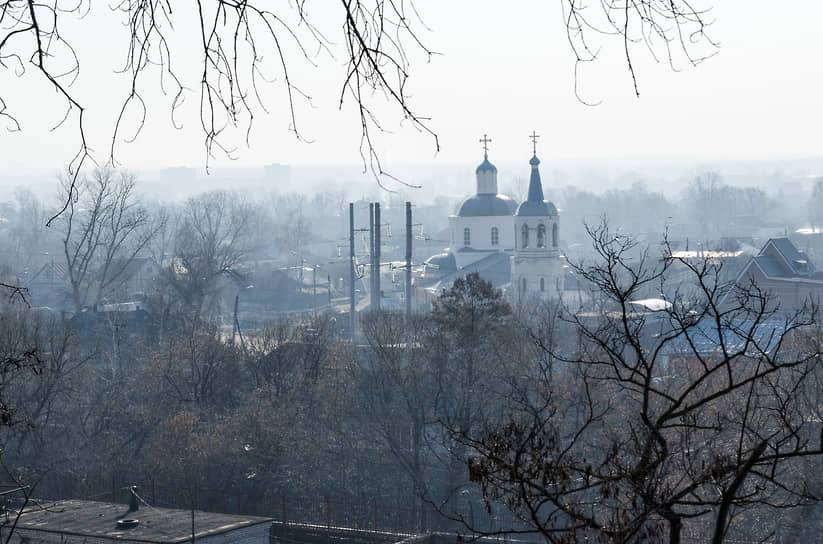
665, 318, 786, 357
516, 154, 557, 217
475, 156, 498, 174
424, 252, 457, 271
9, 499, 271, 543
457, 194, 517, 217
753, 255, 791, 278
517, 200, 557, 217
767, 238, 815, 276
427, 252, 512, 292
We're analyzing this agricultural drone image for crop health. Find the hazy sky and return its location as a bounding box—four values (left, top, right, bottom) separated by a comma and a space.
2, 1, 823, 172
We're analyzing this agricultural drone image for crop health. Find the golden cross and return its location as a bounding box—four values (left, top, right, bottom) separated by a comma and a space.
529, 131, 540, 155
479, 134, 492, 156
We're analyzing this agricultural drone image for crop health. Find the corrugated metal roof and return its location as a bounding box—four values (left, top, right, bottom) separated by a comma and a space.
665, 318, 786, 357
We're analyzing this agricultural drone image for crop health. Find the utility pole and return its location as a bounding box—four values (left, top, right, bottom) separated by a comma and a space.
312, 265, 317, 318
405, 201, 412, 321
349, 203, 356, 340
375, 202, 381, 312
231, 293, 239, 343
369, 203, 375, 312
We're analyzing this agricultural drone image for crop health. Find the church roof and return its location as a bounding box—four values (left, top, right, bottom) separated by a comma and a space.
475, 155, 497, 174
516, 154, 558, 217
427, 252, 512, 292
424, 252, 457, 272
517, 200, 557, 216
458, 194, 517, 217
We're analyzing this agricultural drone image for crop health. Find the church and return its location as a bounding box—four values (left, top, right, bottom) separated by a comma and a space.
446, 134, 564, 302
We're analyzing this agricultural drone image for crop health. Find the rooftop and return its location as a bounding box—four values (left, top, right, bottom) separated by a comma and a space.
456, 193, 517, 217
9, 499, 271, 543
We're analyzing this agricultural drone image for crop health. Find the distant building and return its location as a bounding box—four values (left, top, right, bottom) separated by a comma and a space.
440, 136, 565, 305
727, 237, 823, 314
448, 149, 517, 270
511, 152, 563, 302
1, 499, 271, 543
28, 261, 70, 310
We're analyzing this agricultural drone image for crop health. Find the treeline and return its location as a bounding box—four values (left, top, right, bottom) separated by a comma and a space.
0, 169, 354, 320
0, 273, 529, 534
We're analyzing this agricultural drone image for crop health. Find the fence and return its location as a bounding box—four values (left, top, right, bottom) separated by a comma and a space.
30, 474, 781, 544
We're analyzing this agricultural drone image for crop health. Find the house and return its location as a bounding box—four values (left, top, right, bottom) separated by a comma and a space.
27, 261, 70, 310
727, 237, 823, 315
0, 498, 271, 543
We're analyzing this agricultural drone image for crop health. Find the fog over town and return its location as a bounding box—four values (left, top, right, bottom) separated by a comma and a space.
2, 2, 823, 544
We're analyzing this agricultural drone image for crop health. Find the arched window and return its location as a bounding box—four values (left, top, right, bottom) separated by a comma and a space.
463, 227, 471, 247
537, 224, 546, 248
540, 278, 545, 291
521, 224, 529, 248
552, 223, 558, 248
491, 227, 499, 246
521, 277, 527, 292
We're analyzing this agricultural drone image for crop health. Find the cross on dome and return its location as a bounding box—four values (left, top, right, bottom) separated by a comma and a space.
529, 131, 540, 155
479, 134, 492, 157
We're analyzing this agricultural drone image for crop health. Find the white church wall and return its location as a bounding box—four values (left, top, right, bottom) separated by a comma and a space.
511, 255, 564, 302
449, 215, 516, 268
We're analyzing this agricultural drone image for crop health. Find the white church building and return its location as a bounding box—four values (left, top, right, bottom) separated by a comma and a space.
448, 150, 517, 269
446, 135, 564, 302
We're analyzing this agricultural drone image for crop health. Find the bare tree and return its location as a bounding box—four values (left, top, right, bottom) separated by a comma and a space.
0, 0, 438, 205
463, 223, 823, 544
564, 0, 718, 101
59, 168, 159, 312
9, 189, 53, 272
165, 191, 258, 319
2, 1, 722, 209
357, 311, 440, 526
151, 318, 241, 408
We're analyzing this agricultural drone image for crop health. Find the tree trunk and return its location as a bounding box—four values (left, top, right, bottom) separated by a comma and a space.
668, 516, 682, 544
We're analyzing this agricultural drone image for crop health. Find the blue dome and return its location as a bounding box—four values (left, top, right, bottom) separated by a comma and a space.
458, 194, 517, 217
475, 156, 497, 174
516, 200, 558, 217
529, 155, 540, 166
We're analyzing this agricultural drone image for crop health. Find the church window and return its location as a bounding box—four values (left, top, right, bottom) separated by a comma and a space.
552, 223, 558, 248
491, 227, 499, 246
521, 224, 529, 248
537, 224, 546, 248
463, 228, 471, 247
540, 278, 545, 291
522, 277, 527, 292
